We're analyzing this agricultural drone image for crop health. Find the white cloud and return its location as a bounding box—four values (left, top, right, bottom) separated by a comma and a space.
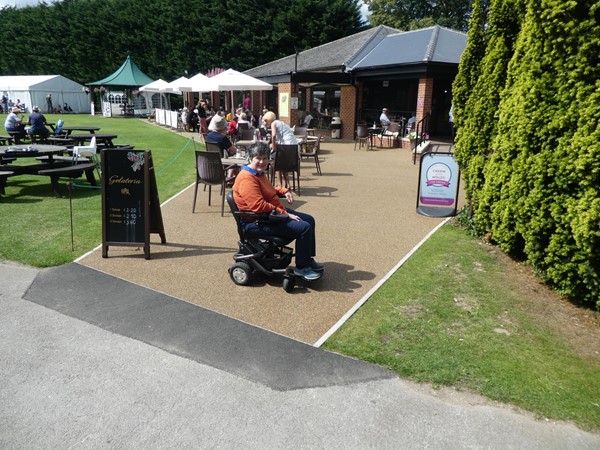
1, 0, 48, 7
360, 1, 371, 22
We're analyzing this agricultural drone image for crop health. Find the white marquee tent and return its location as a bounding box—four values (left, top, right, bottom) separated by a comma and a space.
0, 75, 89, 113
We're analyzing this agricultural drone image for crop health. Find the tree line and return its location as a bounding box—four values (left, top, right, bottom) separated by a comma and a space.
0, 0, 365, 85
452, 0, 600, 307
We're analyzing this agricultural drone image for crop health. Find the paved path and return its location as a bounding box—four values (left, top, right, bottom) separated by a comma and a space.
79, 141, 452, 344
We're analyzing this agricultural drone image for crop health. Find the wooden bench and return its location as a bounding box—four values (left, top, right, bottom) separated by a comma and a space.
38, 163, 98, 198
0, 135, 14, 146
7, 130, 28, 144
35, 155, 89, 163
0, 170, 13, 199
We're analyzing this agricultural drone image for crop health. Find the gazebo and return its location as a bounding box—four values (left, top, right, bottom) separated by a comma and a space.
87, 54, 157, 117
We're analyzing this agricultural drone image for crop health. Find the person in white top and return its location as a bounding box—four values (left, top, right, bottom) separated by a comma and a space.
379, 108, 391, 127
236, 112, 251, 129
303, 111, 313, 127
262, 111, 297, 187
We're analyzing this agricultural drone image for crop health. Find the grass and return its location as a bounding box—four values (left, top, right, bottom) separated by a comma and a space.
324, 223, 600, 431
0, 114, 196, 266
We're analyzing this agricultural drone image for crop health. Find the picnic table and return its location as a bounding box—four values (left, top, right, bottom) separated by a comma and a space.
0, 144, 96, 198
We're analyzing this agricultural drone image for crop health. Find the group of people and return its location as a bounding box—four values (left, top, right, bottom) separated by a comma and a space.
4, 105, 51, 139
1, 95, 25, 114
182, 99, 213, 133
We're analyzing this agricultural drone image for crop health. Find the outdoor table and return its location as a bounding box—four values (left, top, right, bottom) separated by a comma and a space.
368, 127, 383, 149
0, 144, 70, 197
222, 156, 248, 168
0, 144, 67, 166
61, 126, 100, 135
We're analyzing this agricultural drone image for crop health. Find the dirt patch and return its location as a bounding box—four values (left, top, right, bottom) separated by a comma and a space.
478, 241, 600, 360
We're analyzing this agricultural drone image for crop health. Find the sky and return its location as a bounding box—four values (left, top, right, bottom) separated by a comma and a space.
2, 0, 371, 20
0, 0, 368, 18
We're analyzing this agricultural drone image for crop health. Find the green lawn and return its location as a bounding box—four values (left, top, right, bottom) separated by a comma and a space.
0, 115, 196, 266
324, 223, 600, 431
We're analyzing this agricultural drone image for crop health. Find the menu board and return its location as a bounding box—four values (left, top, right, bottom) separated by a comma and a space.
416, 151, 461, 218
101, 149, 165, 259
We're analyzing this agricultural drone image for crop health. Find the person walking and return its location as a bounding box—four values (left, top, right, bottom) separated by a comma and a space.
45, 94, 53, 113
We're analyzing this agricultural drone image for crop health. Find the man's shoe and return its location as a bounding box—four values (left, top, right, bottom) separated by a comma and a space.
293, 266, 322, 281
309, 259, 324, 271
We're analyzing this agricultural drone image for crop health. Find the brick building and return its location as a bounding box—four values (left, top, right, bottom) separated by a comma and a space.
244, 25, 466, 141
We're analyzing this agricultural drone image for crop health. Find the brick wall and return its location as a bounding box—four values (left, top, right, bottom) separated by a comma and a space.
417, 77, 434, 123
339, 85, 357, 140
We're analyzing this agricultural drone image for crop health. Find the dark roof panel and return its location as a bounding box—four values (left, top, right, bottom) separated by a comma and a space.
244, 26, 400, 78
349, 26, 466, 70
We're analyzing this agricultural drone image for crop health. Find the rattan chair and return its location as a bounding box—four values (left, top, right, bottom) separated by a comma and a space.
193, 150, 233, 216
270, 144, 301, 195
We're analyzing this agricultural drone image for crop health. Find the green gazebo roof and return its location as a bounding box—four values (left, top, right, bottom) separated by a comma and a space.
88, 55, 154, 87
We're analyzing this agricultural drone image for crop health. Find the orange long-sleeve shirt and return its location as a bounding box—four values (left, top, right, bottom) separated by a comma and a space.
233, 166, 289, 215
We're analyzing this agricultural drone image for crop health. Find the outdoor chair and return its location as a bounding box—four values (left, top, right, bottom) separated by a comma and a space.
354, 124, 369, 150
300, 136, 322, 175
380, 121, 401, 148
72, 136, 99, 178
205, 141, 227, 158
193, 150, 234, 216
271, 144, 301, 195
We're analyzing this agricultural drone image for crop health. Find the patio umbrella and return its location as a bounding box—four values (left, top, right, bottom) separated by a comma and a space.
209, 68, 272, 113
139, 79, 177, 93
165, 76, 189, 93
177, 73, 219, 93
139, 79, 178, 109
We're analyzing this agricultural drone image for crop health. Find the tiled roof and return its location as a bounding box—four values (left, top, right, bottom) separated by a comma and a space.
244, 25, 466, 79
244, 26, 400, 78
349, 26, 467, 70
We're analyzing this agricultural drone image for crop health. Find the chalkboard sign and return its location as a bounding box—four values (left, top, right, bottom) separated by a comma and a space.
101, 149, 166, 259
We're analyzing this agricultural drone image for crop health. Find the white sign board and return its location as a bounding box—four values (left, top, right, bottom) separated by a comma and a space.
416, 152, 460, 217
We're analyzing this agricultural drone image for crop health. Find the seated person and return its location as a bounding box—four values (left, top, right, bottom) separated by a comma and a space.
233, 142, 324, 280
379, 108, 391, 127
237, 112, 251, 129
206, 114, 238, 179
26, 106, 51, 139
303, 111, 313, 127
4, 106, 25, 135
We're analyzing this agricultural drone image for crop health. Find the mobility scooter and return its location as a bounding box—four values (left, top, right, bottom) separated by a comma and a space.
226, 192, 321, 292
